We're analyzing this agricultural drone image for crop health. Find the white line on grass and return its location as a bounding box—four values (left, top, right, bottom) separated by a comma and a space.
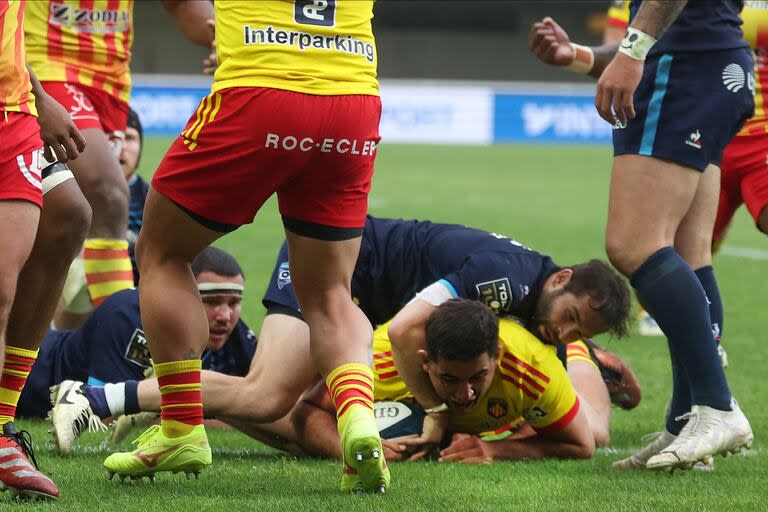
720, 246, 768, 261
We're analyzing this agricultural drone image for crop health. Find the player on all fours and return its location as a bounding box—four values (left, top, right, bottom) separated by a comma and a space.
55, 107, 149, 330
294, 300, 601, 463
105, 0, 388, 492
58, 215, 637, 461
605, 1, 768, 346
23, 0, 215, 311
530, 0, 754, 471
0, 0, 92, 500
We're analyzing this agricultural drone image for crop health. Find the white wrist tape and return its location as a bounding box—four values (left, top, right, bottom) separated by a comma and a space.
618, 27, 657, 61
567, 43, 595, 74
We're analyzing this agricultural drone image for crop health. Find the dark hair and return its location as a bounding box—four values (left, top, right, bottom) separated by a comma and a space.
563, 259, 631, 338
425, 299, 499, 362
126, 107, 143, 167
191, 247, 244, 279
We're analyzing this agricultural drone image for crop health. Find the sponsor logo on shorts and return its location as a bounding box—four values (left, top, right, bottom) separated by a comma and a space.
294, 0, 336, 27
242, 25, 375, 63
50, 2, 130, 33
722, 63, 746, 93
685, 129, 702, 149
277, 262, 291, 290
265, 134, 378, 156
487, 398, 508, 420
475, 278, 512, 313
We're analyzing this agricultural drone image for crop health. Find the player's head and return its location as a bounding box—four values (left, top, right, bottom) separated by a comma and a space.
121, 108, 143, 180
192, 247, 245, 351
533, 259, 631, 344
420, 299, 500, 415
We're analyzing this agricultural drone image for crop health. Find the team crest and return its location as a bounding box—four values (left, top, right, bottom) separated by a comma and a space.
487, 398, 508, 419
277, 262, 291, 290
475, 278, 512, 313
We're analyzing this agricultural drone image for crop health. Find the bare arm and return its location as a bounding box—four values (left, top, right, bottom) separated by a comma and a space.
629, 0, 687, 39
160, 0, 215, 46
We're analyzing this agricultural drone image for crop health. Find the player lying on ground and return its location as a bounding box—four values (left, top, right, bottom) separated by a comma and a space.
51, 216, 639, 453
293, 299, 616, 463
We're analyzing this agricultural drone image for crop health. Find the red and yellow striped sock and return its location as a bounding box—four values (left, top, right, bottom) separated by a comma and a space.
566, 341, 598, 370
0, 346, 38, 425
83, 238, 134, 308
156, 360, 203, 438
326, 363, 375, 435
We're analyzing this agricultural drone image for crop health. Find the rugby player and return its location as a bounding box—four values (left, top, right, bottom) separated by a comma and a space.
112, 0, 388, 492
55, 107, 148, 330
57, 216, 634, 461
23, 0, 215, 309
1, 0, 92, 499
293, 300, 597, 463
529, 1, 754, 471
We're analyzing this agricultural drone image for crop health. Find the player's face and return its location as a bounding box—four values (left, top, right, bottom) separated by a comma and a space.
423, 353, 497, 415
120, 126, 141, 180
198, 271, 244, 351
533, 288, 608, 344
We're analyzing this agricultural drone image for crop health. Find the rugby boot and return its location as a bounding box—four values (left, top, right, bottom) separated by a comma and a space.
0, 422, 59, 500
646, 399, 752, 471
104, 424, 211, 481
637, 310, 664, 336
612, 429, 714, 471
584, 339, 641, 409
49, 380, 107, 455
340, 407, 390, 493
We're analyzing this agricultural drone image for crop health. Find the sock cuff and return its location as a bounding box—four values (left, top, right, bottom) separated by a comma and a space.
124, 380, 141, 415
4, 346, 39, 360
629, 246, 677, 288
84, 238, 129, 250
326, 362, 373, 391
154, 359, 202, 378
694, 265, 714, 277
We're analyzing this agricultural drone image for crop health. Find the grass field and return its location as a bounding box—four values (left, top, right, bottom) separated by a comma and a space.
5, 139, 767, 511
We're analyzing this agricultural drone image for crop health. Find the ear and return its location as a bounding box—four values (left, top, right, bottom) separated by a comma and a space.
417, 349, 430, 373
551, 268, 574, 289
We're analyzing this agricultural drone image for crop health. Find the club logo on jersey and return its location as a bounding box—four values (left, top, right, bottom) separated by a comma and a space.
49, 2, 130, 33
685, 129, 702, 149
277, 262, 291, 290
722, 63, 746, 93
124, 329, 152, 368
475, 278, 512, 313
294, 0, 336, 27
487, 398, 508, 420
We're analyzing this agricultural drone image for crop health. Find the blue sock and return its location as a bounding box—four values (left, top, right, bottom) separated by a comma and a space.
630, 247, 731, 411
666, 351, 692, 435
695, 266, 723, 343
83, 385, 110, 419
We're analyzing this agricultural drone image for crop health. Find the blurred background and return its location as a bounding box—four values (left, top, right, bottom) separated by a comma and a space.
131, 0, 614, 144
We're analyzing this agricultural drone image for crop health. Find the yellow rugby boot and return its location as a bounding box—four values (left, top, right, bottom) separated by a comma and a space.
104, 424, 211, 482
339, 407, 390, 493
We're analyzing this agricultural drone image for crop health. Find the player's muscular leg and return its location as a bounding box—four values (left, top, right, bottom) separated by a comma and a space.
135, 188, 223, 363
0, 201, 40, 367
66, 129, 128, 238
674, 165, 719, 270
568, 360, 611, 447
6, 180, 90, 349
284, 231, 373, 374
605, 155, 700, 276
136, 314, 317, 422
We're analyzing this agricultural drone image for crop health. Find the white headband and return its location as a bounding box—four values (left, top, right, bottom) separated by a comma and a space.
198, 282, 244, 295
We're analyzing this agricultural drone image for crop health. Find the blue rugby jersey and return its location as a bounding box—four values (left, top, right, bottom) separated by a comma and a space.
127, 174, 150, 285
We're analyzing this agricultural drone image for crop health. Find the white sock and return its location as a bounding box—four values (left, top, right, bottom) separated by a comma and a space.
104, 382, 126, 417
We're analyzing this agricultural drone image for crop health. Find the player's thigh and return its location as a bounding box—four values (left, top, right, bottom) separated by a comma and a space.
739, 149, 768, 235
674, 164, 720, 269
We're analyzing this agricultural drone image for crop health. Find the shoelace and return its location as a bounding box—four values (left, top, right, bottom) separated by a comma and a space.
72, 406, 108, 438
3, 429, 40, 470
674, 410, 714, 441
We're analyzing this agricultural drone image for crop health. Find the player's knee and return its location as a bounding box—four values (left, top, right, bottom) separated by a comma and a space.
604, 239, 633, 277
41, 186, 92, 259
297, 285, 350, 319
593, 427, 611, 448
81, 173, 129, 226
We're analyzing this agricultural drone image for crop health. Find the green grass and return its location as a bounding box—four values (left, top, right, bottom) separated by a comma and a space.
6, 140, 767, 511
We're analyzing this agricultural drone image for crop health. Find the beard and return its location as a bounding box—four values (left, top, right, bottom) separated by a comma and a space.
530, 288, 566, 344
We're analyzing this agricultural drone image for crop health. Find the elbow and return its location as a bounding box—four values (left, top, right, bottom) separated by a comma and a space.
574, 437, 596, 459
387, 319, 408, 347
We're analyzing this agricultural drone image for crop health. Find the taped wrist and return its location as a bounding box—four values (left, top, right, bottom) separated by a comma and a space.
618, 27, 657, 61
567, 43, 595, 74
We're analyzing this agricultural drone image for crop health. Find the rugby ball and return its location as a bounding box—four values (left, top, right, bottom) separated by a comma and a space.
374, 401, 425, 441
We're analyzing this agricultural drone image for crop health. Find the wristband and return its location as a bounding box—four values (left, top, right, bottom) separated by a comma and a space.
567, 43, 595, 74
424, 403, 449, 414
618, 27, 657, 61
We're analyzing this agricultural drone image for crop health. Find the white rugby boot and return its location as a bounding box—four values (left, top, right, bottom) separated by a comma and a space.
613, 430, 715, 471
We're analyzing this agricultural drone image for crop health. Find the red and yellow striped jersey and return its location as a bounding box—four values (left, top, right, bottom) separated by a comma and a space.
606, 0, 768, 135
0, 0, 35, 115
213, 0, 378, 96
23, 0, 133, 103
373, 319, 580, 434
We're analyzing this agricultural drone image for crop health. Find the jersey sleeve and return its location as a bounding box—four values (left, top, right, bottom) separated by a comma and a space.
85, 300, 148, 384
606, 0, 630, 30
523, 356, 580, 433
441, 253, 529, 315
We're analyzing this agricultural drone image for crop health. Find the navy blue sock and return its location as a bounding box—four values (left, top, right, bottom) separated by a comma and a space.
124, 380, 140, 415
630, 247, 731, 411
83, 385, 110, 419
695, 266, 723, 343
666, 351, 692, 435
